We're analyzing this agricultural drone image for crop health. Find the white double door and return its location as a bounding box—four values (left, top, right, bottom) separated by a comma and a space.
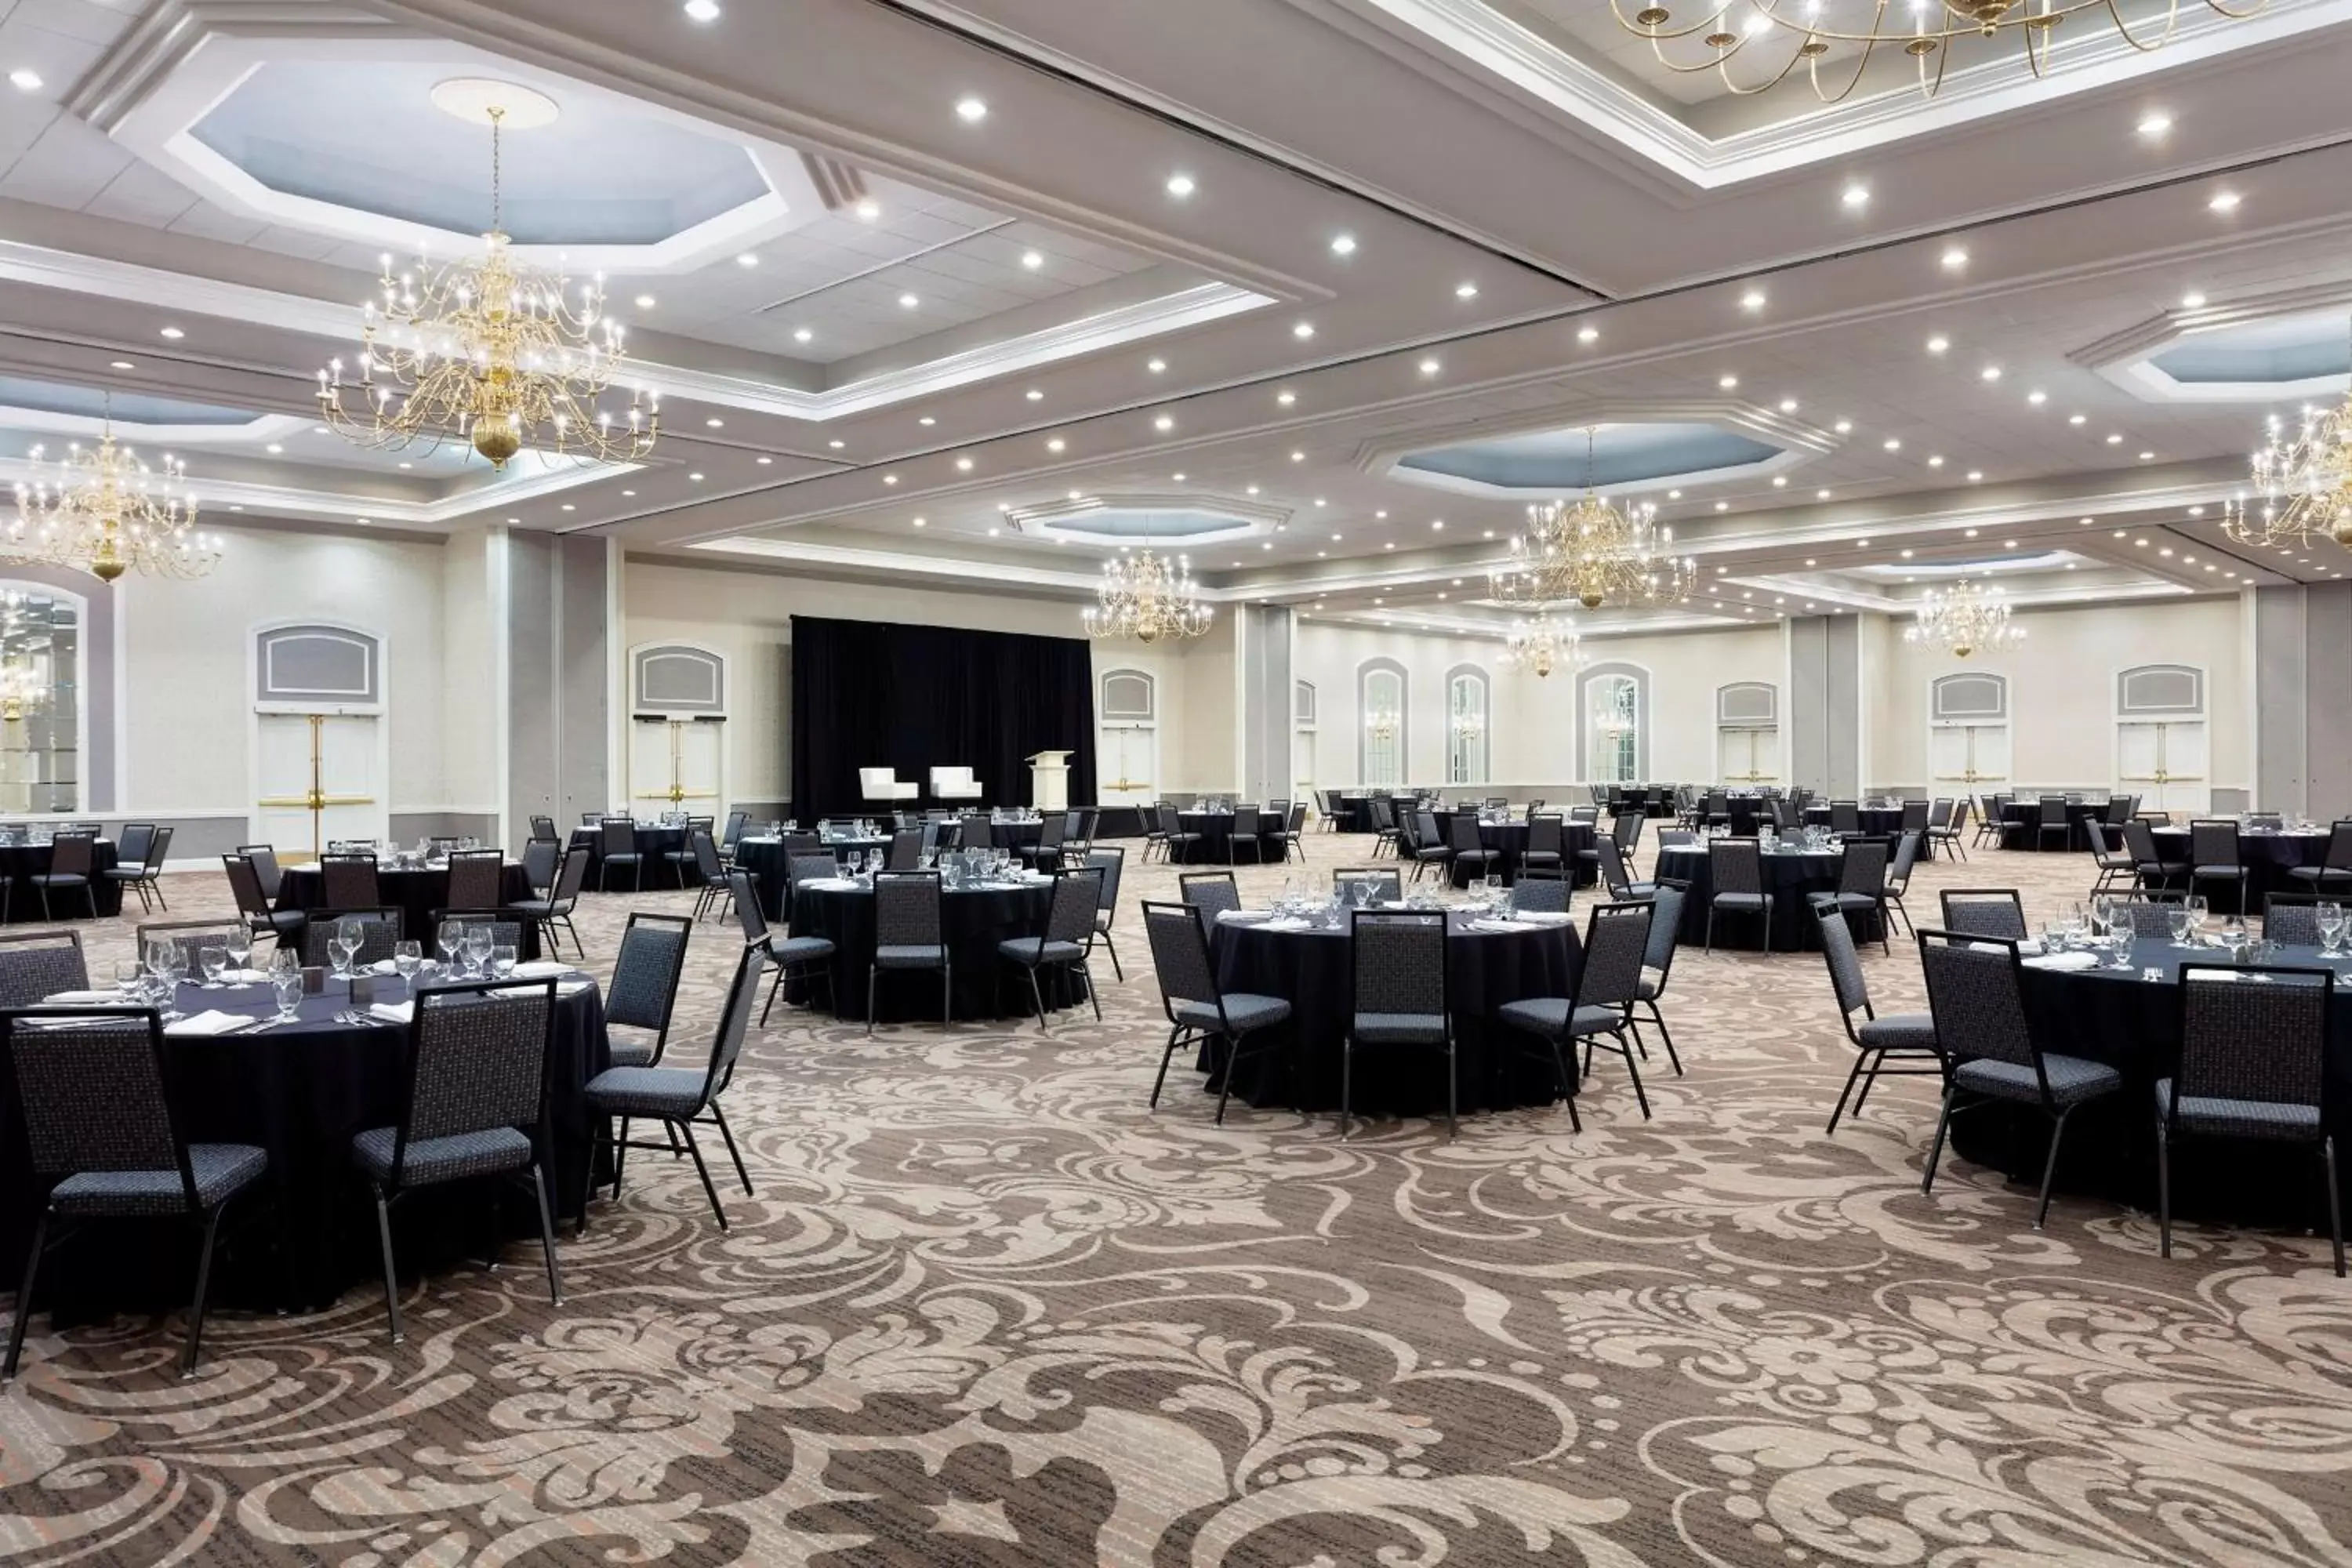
1098, 723, 1158, 804
2118, 720, 2209, 814
1716, 726, 1777, 785
1929, 723, 2011, 794
255, 713, 385, 858
631, 719, 724, 817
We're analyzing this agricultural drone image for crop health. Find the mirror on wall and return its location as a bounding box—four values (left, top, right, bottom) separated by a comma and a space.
0, 586, 78, 814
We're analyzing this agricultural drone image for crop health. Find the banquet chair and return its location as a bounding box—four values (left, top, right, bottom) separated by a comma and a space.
684, 831, 733, 923
582, 945, 767, 1233
1630, 884, 1687, 1077
861, 768, 919, 808
596, 818, 644, 893
2288, 821, 2352, 894
2112, 892, 2187, 938
1523, 815, 1566, 877
1410, 812, 1452, 884
1936, 889, 2028, 941
1020, 812, 1069, 871
1900, 799, 1931, 835
1813, 904, 1944, 1136
582, 812, 604, 827
0, 929, 87, 1007
320, 852, 381, 909
30, 831, 98, 921
728, 869, 838, 1024
529, 815, 559, 843
2187, 820, 2249, 912
1512, 868, 1571, 914
1595, 837, 1657, 902
430, 911, 528, 957
1611, 811, 1646, 874
1083, 848, 1127, 981
1704, 839, 1769, 952
1161, 804, 1205, 865
1930, 797, 1973, 862
788, 853, 844, 893
2124, 818, 2188, 893
519, 837, 559, 898
1816, 837, 1894, 955
115, 822, 154, 865
2035, 795, 2073, 853
2157, 965, 2343, 1277
1704, 790, 1731, 830
1829, 800, 1861, 837
2088, 822, 2138, 898
445, 849, 506, 913
1881, 831, 1924, 938
662, 818, 713, 885
299, 909, 403, 969
352, 977, 562, 1342
1178, 871, 1241, 935
104, 826, 173, 914
1917, 930, 2122, 1229
998, 868, 1105, 1031
955, 815, 995, 853
1498, 901, 1656, 1126
136, 920, 245, 971
717, 810, 752, 864
2, 1007, 268, 1379
1972, 796, 2005, 849
1142, 901, 1292, 1126
1368, 797, 1401, 859
1142, 804, 1171, 863
510, 845, 590, 961
427, 837, 464, 857
868, 872, 950, 1033
1656, 828, 1698, 854
781, 832, 822, 858
929, 766, 985, 804
1282, 801, 1308, 863
887, 829, 924, 872
604, 913, 692, 1068
1228, 806, 1269, 866
236, 844, 285, 901
224, 855, 306, 952
1446, 814, 1497, 887
1335, 866, 1404, 904
1341, 911, 1454, 1140
2259, 893, 2333, 947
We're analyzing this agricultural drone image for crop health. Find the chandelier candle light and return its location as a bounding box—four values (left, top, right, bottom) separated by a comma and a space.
5, 397, 221, 583
1489, 429, 1695, 612
1083, 546, 1212, 644
318, 81, 657, 469
1612, 1, 2261, 103
1904, 578, 2022, 658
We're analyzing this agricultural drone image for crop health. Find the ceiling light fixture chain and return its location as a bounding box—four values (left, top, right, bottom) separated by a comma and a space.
1903, 577, 2021, 658
3, 390, 222, 583
1612, 1, 2263, 103
316, 89, 658, 469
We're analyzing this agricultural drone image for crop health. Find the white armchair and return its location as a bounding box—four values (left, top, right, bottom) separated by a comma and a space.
861, 768, 919, 807
930, 765, 984, 803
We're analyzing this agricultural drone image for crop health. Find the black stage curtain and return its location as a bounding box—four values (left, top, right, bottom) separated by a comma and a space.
790, 616, 1098, 817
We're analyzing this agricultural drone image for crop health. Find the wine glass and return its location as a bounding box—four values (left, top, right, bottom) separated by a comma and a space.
393, 940, 422, 996
437, 925, 459, 973
464, 924, 494, 977
225, 928, 252, 978
2187, 894, 2209, 938
198, 946, 229, 989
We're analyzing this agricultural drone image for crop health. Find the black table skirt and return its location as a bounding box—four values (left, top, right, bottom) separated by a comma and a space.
2147, 829, 2328, 916
0, 980, 610, 1314
567, 825, 691, 889
1206, 915, 1584, 1116
1803, 807, 1911, 836
957, 819, 1043, 852
1338, 796, 1378, 834
0, 840, 122, 923
790, 881, 1076, 1022
1998, 800, 2111, 852
1947, 939, 2352, 1220
1655, 846, 1847, 952
1176, 811, 1290, 865
278, 863, 539, 957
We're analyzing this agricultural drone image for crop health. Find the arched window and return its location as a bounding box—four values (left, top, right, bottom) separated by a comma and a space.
1577, 662, 1649, 783
1446, 665, 1489, 786
1359, 659, 1407, 787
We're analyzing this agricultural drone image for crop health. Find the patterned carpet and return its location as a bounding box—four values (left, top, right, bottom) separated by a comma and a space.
2, 836, 2349, 1566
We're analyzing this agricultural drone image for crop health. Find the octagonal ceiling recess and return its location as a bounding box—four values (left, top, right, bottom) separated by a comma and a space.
191, 64, 769, 247
2149, 309, 2350, 388
1393, 420, 1784, 495
0, 376, 256, 429
1011, 493, 1284, 547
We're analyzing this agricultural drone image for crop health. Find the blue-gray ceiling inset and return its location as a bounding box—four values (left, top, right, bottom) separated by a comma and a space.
0, 376, 257, 427
1049, 509, 1246, 540
1399, 421, 1783, 491
2152, 311, 2352, 386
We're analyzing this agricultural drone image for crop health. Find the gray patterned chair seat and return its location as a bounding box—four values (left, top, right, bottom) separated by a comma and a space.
875, 943, 947, 969
2193, 864, 2244, 879
1824, 891, 1879, 913
1857, 1012, 1938, 1051
605, 1028, 660, 1068
1635, 965, 1666, 1001
999, 938, 1087, 967
2287, 865, 2352, 885
29, 871, 87, 891
1174, 994, 1289, 1033
1352, 1011, 1446, 1044
1495, 999, 1622, 1040
1711, 891, 1767, 909
767, 935, 836, 964
582, 1066, 707, 1119
351, 1126, 532, 1185
507, 896, 568, 917
1955, 1053, 2119, 1106
50, 1144, 266, 1216
2154, 1078, 2322, 1139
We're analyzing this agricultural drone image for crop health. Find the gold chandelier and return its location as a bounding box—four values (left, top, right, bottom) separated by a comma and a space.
1502, 612, 1588, 679
317, 89, 656, 469
1489, 430, 1695, 611
1083, 546, 1212, 644
5, 401, 220, 583
2223, 387, 2352, 550
1611, 2, 2261, 102
0, 660, 43, 723
1904, 579, 2022, 658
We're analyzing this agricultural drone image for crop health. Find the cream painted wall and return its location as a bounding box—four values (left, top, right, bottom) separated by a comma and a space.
119, 525, 446, 814
1872, 595, 2251, 792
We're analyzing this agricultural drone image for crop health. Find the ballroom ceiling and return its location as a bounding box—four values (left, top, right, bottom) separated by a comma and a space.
0, 0, 2347, 641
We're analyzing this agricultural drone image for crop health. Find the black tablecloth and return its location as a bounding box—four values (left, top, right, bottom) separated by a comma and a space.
1176, 811, 1290, 864
1655, 844, 1847, 952
1998, 800, 2111, 852
0, 840, 122, 923
1207, 913, 1584, 1115
1948, 938, 2352, 1219
736, 836, 895, 920
790, 880, 1073, 1022
1337, 795, 1377, 833
0, 976, 609, 1312
1803, 807, 1910, 836
956, 819, 1043, 852
278, 862, 539, 956
568, 825, 690, 889
2148, 829, 2328, 916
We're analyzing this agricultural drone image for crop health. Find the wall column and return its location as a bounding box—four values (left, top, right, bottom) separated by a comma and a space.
1788, 613, 1863, 798
2256, 581, 2352, 818
501, 532, 612, 848
1237, 604, 1294, 804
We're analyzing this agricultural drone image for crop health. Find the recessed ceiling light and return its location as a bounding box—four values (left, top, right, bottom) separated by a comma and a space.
1900, 548, 1915, 558
1247, 485, 1260, 495
827, 439, 844, 449
7, 69, 41, 93
1979, 365, 2002, 382
854, 199, 880, 221
1833, 419, 1853, 434
1456, 281, 1479, 299
1771, 476, 1788, 488
898, 292, 919, 309
879, 473, 895, 485
955, 456, 973, 471
2005, 539, 2020, 549
690, 471, 706, 482
1153, 415, 1174, 432
1715, 501, 1730, 512
1020, 250, 1043, 270
1166, 173, 1196, 198
913, 517, 927, 528
2138, 111, 2173, 139
2140, 450, 2157, 460
755, 457, 771, 466
1940, 245, 1968, 269
1719, 374, 1739, 389
1926, 336, 1949, 354
1816, 490, 1831, 500
1047, 438, 1065, 452
1967, 470, 1983, 482
634, 294, 657, 310
1418, 358, 1441, 376
1928, 455, 1945, 467
1840, 182, 1870, 209
1577, 326, 1599, 344
955, 96, 988, 122
2180, 290, 2206, 309
2209, 191, 2241, 212
1291, 450, 1306, 462
1882, 437, 1902, 451
556, 505, 572, 514
1173, 472, 1186, 481
1276, 390, 1297, 406
684, 0, 720, 19
158, 326, 184, 340
1740, 289, 1766, 310
1025, 389, 1044, 401
2069, 413, 2087, 425
1146, 358, 1167, 373
2107, 433, 2124, 444
918, 416, 935, 426
109, 360, 134, 370
1314, 497, 1327, 506
265, 443, 284, 455
1292, 321, 1316, 339
735, 252, 758, 267
2027, 390, 2047, 405
705, 417, 723, 428
1330, 234, 1357, 256
1777, 397, 1798, 413
1667, 489, 1682, 499
793, 328, 812, 343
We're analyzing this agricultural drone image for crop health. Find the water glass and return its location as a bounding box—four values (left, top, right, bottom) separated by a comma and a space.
198, 946, 229, 989
271, 971, 303, 1022
491, 943, 517, 978
113, 957, 140, 999
2220, 913, 2249, 962
2166, 906, 2194, 946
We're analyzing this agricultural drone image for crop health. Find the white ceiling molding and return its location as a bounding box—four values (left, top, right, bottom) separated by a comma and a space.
684, 532, 1105, 595
1007, 490, 1291, 548
2080, 280, 2352, 404
1360, 397, 1829, 498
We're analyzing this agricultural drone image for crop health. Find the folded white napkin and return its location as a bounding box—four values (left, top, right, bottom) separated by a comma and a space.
2023, 951, 2100, 971
166, 1010, 252, 1036
1515, 911, 1574, 926
369, 1001, 415, 1024
1216, 909, 1272, 923
370, 959, 398, 975
1261, 917, 1311, 932
223, 969, 270, 985
2015, 939, 2045, 956
510, 960, 571, 979
556, 979, 595, 997
1472, 919, 1534, 933
803, 878, 859, 892
42, 989, 122, 1004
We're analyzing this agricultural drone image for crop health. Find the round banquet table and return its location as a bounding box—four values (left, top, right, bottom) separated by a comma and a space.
277, 861, 539, 955
735, 835, 893, 920
1176, 810, 1290, 865
1957, 937, 2352, 1220
1206, 910, 1584, 1116
789, 877, 1074, 1023
1655, 843, 1848, 952
0, 973, 611, 1314
1803, 806, 1910, 836
568, 823, 691, 889
958, 818, 1043, 853
2149, 827, 2329, 916
1998, 799, 2111, 852
1337, 794, 1377, 834
0, 838, 122, 923
1422, 814, 1594, 887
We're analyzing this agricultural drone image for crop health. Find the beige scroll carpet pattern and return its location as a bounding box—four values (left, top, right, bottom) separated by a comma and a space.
1, 840, 2349, 1566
